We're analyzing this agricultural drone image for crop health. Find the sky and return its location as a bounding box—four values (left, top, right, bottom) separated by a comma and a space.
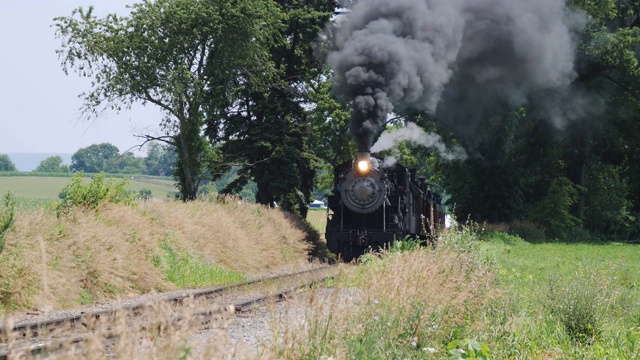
0, 0, 163, 156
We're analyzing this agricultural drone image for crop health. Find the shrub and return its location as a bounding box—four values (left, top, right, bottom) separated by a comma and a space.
584, 162, 636, 239
390, 235, 423, 253
545, 272, 609, 343
57, 172, 136, 216
508, 220, 546, 243
529, 177, 583, 240
0, 192, 16, 254
137, 188, 152, 201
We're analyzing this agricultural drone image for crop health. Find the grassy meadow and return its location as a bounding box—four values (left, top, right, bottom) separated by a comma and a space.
306, 208, 328, 233
0, 175, 177, 204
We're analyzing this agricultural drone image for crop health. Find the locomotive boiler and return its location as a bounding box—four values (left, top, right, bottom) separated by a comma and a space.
325, 151, 445, 261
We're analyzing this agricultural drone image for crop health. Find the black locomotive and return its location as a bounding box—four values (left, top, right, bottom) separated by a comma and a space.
325, 152, 445, 261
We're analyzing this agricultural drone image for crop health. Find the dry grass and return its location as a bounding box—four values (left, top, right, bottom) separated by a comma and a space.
3, 300, 269, 359
0, 199, 313, 312
269, 247, 498, 359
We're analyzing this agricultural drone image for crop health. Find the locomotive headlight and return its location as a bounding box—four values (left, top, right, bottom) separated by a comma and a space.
357, 160, 370, 173
356, 151, 372, 175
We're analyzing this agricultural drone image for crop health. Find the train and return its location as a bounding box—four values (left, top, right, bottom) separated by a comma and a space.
325, 151, 446, 261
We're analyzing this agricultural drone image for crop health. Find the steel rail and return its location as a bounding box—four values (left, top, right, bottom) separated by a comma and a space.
0, 272, 334, 359
0, 265, 331, 342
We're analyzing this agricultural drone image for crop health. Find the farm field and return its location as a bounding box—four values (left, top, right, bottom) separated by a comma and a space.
306, 208, 328, 233
0, 176, 177, 201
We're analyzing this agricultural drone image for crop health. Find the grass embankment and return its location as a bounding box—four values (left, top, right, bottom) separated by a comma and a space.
0, 199, 314, 314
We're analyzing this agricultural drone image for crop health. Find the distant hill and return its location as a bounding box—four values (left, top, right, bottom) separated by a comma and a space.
6, 153, 72, 172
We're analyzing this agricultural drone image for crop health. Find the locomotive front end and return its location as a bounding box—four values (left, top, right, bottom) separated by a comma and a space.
339, 151, 388, 214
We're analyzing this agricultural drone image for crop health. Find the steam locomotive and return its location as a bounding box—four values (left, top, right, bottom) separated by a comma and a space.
325, 152, 446, 261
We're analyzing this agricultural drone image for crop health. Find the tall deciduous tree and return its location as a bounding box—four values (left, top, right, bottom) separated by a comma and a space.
103, 152, 145, 174
71, 143, 119, 173
55, 0, 281, 200
35, 156, 70, 173
0, 155, 17, 172
208, 0, 337, 217
144, 142, 176, 177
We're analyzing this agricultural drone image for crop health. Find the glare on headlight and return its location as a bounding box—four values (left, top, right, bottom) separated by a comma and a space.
357, 160, 370, 173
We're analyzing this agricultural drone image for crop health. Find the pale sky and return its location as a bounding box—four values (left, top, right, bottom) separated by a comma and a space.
0, 0, 163, 155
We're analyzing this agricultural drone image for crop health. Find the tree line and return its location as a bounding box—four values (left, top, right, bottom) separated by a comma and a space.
51, 0, 640, 239
0, 142, 175, 176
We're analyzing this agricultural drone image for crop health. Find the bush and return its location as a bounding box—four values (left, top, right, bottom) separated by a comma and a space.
508, 220, 546, 243
584, 162, 636, 239
545, 272, 609, 343
57, 172, 136, 216
529, 177, 583, 240
0, 192, 16, 254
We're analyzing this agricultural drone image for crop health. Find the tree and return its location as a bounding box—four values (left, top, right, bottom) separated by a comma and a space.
308, 74, 355, 168
70, 143, 119, 173
35, 156, 70, 173
144, 142, 176, 176
55, 0, 282, 200
103, 152, 145, 174
208, 0, 337, 217
0, 154, 16, 172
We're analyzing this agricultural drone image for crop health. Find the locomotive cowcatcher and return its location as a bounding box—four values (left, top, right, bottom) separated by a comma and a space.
325, 151, 445, 261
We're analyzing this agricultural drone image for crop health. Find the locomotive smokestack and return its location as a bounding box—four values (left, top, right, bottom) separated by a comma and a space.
357, 151, 370, 164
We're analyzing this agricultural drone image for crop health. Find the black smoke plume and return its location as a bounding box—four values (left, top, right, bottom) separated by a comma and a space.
328, 0, 586, 152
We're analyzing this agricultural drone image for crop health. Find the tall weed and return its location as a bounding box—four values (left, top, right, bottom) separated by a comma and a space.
545, 271, 609, 343
0, 192, 16, 254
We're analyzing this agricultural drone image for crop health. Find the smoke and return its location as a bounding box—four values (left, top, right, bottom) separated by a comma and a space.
328, 0, 587, 153
371, 122, 467, 163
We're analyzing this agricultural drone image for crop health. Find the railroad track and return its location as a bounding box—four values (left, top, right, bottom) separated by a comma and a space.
0, 264, 337, 359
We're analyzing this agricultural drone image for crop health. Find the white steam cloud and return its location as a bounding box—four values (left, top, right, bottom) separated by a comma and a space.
371, 122, 467, 163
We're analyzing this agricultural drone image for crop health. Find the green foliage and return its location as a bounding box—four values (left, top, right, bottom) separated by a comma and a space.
529, 177, 583, 240
145, 142, 176, 176
584, 162, 636, 238
307, 74, 355, 168
447, 338, 492, 360
79, 288, 94, 305
343, 301, 440, 359
137, 188, 152, 201
155, 237, 245, 287
0, 192, 16, 254
390, 235, 423, 253
0, 154, 17, 172
211, 0, 337, 217
57, 172, 136, 215
55, 0, 282, 201
103, 152, 145, 174
70, 143, 120, 173
439, 219, 481, 254
545, 272, 608, 343
507, 220, 547, 243
35, 156, 70, 173
440, 111, 537, 224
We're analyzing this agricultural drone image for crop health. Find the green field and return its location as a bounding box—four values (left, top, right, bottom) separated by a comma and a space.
0, 176, 177, 201
306, 208, 328, 233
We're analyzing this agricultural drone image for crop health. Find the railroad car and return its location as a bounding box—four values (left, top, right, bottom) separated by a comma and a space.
325, 151, 445, 261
